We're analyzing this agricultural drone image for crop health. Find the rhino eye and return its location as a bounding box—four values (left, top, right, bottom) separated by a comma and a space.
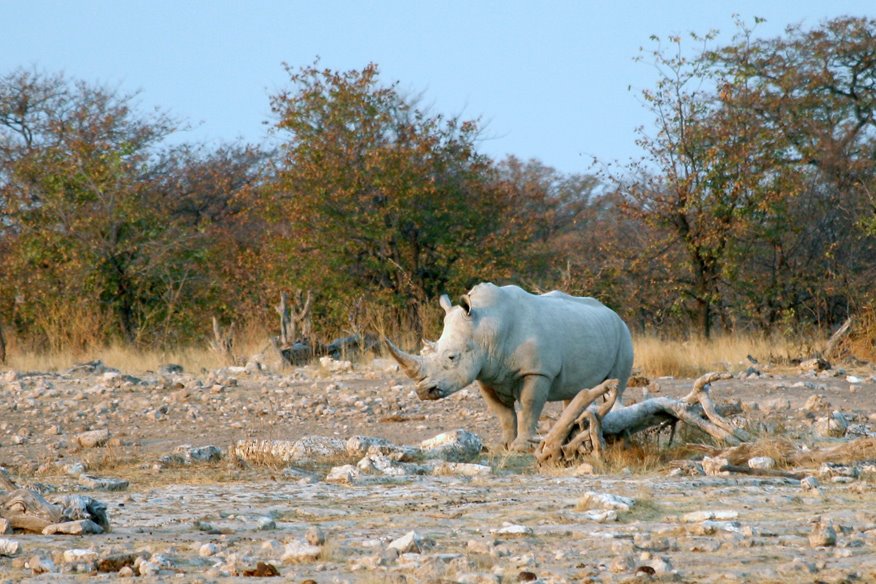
448, 353, 460, 362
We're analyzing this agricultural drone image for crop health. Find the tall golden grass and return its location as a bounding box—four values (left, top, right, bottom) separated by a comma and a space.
2, 323, 273, 374
3, 330, 816, 378
632, 333, 813, 378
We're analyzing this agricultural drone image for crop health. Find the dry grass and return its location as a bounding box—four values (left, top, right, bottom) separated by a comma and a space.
843, 304, 876, 362
632, 333, 812, 378
594, 440, 668, 474
2, 327, 277, 374
5, 344, 224, 374
4, 322, 821, 380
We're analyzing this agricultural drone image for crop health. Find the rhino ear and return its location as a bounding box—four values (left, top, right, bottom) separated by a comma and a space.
439, 294, 452, 314
459, 294, 472, 317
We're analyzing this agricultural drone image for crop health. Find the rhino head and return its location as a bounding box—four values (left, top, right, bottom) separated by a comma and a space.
385, 293, 483, 400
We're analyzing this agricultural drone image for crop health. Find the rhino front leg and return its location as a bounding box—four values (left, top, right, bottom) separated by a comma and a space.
477, 383, 517, 447
510, 375, 550, 452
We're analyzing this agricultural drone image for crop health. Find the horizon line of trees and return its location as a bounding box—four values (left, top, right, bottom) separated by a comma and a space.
1, 15, 873, 358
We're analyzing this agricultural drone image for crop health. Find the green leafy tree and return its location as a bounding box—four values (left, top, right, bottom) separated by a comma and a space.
708, 16, 876, 327
0, 69, 261, 349
259, 62, 513, 334
617, 32, 782, 337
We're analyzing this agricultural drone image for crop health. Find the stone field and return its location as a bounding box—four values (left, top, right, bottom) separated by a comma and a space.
0, 356, 874, 583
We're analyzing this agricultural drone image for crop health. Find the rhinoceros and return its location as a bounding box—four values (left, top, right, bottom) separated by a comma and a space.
385, 283, 634, 451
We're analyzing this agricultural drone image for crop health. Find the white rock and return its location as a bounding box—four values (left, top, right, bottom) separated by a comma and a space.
357, 454, 412, 476
431, 462, 492, 477
420, 429, 483, 462
809, 517, 837, 547
748, 456, 776, 470
804, 394, 831, 412
233, 436, 345, 464
137, 560, 163, 576
846, 375, 863, 384
42, 520, 104, 535
27, 554, 56, 574
306, 526, 326, 546
702, 456, 730, 476
199, 543, 219, 557
801, 476, 821, 492
815, 412, 849, 437
256, 516, 276, 530
0, 538, 19, 556
761, 398, 790, 413
64, 462, 87, 476
76, 429, 110, 448
290, 436, 347, 461
681, 510, 739, 523
319, 356, 352, 372
580, 509, 619, 523
572, 462, 596, 476
325, 464, 361, 485
578, 491, 635, 512
345, 435, 393, 457
79, 474, 129, 491
688, 520, 742, 535
387, 530, 424, 554
261, 539, 284, 555
800, 358, 830, 372
281, 541, 322, 563
188, 445, 223, 462
62, 549, 98, 563
491, 523, 534, 537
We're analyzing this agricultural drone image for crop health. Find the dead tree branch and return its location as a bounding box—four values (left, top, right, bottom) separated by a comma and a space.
538, 373, 749, 465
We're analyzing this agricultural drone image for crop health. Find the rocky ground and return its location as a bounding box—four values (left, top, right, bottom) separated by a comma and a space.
0, 355, 874, 583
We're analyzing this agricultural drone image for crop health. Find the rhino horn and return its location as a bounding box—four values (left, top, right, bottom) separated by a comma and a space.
384, 338, 424, 379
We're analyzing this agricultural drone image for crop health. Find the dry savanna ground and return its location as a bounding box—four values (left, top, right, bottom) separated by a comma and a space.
0, 339, 874, 583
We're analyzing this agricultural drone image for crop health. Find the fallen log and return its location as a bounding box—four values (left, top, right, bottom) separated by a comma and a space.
537, 373, 749, 465
535, 379, 617, 464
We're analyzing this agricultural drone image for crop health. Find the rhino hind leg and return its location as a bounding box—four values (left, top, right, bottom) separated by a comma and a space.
477, 383, 517, 447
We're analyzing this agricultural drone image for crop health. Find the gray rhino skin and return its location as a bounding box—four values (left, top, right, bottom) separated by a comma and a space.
386, 283, 633, 451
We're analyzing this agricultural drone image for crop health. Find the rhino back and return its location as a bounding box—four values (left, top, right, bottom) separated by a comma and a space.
479, 286, 631, 399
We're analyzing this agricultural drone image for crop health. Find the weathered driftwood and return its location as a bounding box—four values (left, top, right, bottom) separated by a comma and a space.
537, 373, 750, 465
536, 379, 617, 463
1, 489, 62, 533
0, 489, 110, 534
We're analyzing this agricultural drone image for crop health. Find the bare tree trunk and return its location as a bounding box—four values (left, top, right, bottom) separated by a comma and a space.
210, 316, 236, 365
276, 292, 294, 346
823, 317, 852, 360
0, 322, 6, 365
292, 289, 313, 341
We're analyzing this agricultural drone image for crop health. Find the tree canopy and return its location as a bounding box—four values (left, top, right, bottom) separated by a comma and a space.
0, 16, 873, 355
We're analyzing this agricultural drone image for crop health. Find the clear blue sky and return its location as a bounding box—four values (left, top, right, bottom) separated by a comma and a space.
2, 1, 873, 174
